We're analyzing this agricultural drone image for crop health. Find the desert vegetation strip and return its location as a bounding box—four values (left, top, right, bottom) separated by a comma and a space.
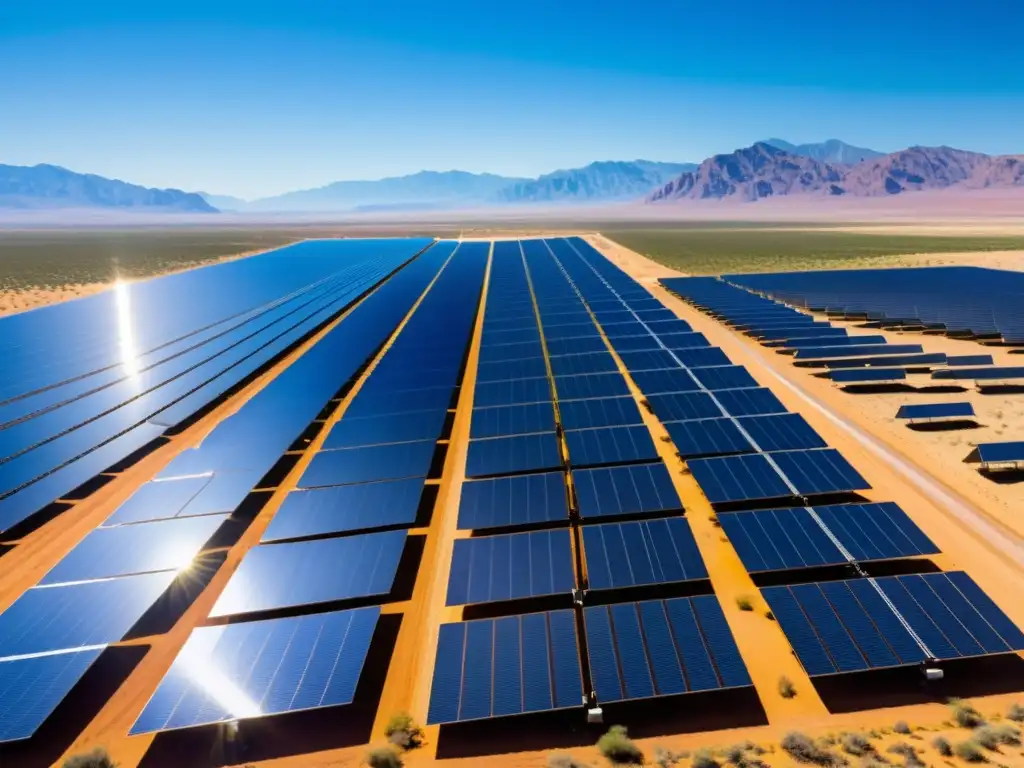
603, 229, 1024, 274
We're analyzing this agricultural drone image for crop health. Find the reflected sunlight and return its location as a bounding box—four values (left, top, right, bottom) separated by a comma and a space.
115, 279, 141, 377
179, 642, 262, 720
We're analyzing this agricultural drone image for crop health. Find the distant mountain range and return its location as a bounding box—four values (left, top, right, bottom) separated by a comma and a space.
6, 138, 1023, 213
0, 164, 214, 212
648, 142, 1024, 202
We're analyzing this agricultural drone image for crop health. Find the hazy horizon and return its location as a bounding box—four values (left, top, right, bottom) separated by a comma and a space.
4, 1, 1023, 199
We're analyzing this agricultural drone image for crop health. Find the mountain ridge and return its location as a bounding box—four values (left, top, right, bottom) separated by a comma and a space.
761, 138, 884, 164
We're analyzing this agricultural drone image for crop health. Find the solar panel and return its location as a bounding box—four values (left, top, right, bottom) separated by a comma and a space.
687, 453, 794, 505
975, 441, 1024, 464
763, 572, 1024, 677
470, 402, 557, 439
631, 369, 703, 396
299, 441, 436, 488
947, 355, 994, 367
618, 349, 680, 372
554, 373, 631, 401
465, 432, 563, 478
345, 384, 455, 417
0, 647, 105, 743
583, 518, 706, 590
103, 470, 264, 527
690, 366, 759, 391
447, 530, 575, 605
771, 449, 870, 496
713, 387, 787, 417
719, 502, 939, 573
815, 353, 946, 369
559, 396, 643, 430
584, 597, 752, 703
668, 347, 732, 368
130, 606, 381, 734
322, 410, 448, 450
41, 514, 229, 585
478, 341, 544, 365
736, 413, 827, 452
473, 377, 551, 408
794, 344, 923, 360
565, 426, 658, 468
543, 323, 601, 342
664, 418, 753, 459
476, 357, 549, 383
0, 571, 178, 657
783, 335, 887, 349
546, 336, 609, 357
830, 368, 907, 383
573, 462, 682, 520
608, 334, 663, 353
482, 328, 540, 347
895, 402, 975, 420
457, 472, 568, 530
549, 352, 618, 377
261, 478, 425, 542
932, 366, 1024, 381
426, 610, 583, 724
209, 531, 406, 617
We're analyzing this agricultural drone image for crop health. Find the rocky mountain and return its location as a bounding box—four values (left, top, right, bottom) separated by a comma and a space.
648, 143, 1024, 202
247, 170, 527, 212
197, 192, 248, 211
762, 138, 884, 164
495, 160, 696, 203
0, 164, 216, 212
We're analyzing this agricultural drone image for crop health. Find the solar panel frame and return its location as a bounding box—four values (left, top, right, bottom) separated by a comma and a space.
321, 410, 448, 450
573, 462, 683, 520
895, 402, 975, 420
457, 472, 569, 530
583, 517, 707, 591
554, 373, 631, 401
558, 396, 643, 430
470, 401, 557, 439
465, 432, 563, 478
664, 418, 754, 459
299, 440, 437, 488
565, 425, 659, 468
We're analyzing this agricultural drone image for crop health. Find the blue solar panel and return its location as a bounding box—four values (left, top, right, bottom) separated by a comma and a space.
687, 453, 793, 505
543, 322, 601, 341
262, 478, 425, 542
426, 610, 583, 724
554, 373, 631, 401
830, 368, 907, 383
669, 347, 732, 368
719, 502, 939, 573
0, 647, 105, 743
737, 413, 827, 452
645, 391, 720, 422
565, 426, 658, 468
665, 418, 753, 458
772, 449, 870, 496
794, 344, 923, 360
476, 357, 549, 383
820, 353, 945, 369
131, 606, 381, 733
690, 366, 759, 391
608, 334, 663, 353
457, 472, 568, 530
763, 572, 1024, 677
482, 328, 540, 347
41, 514, 229, 585
470, 402, 556, 439
322, 410, 447, 449
712, 387, 787, 417
932, 366, 1024, 381
584, 518, 706, 590
618, 349, 680, 372
895, 402, 975, 420
0, 571, 178, 657
209, 531, 406, 617
584, 597, 751, 703
947, 355, 994, 367
465, 432, 563, 477
473, 377, 551, 408
345, 385, 455, 417
559, 396, 643, 430
549, 352, 618, 377
103, 470, 264, 525
447, 530, 575, 605
573, 462, 682, 519
976, 441, 1024, 463
546, 336, 609, 357
299, 441, 436, 488
478, 341, 544, 365
630, 369, 703, 396
783, 335, 887, 349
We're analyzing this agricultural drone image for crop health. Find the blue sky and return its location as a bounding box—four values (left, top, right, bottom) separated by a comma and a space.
2, 1, 1022, 199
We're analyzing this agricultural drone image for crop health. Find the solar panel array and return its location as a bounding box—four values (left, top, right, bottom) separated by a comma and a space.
657, 271, 1024, 680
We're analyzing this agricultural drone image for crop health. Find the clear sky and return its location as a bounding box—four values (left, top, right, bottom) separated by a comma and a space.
2, 0, 1022, 199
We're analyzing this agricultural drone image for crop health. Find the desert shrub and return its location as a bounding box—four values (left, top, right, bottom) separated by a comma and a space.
953, 740, 986, 762
736, 595, 754, 611
886, 742, 922, 767
931, 736, 953, 756
693, 748, 720, 768
893, 721, 911, 734
548, 752, 589, 768
778, 675, 797, 699
1007, 703, 1024, 723
384, 712, 423, 750
840, 733, 873, 756
654, 747, 689, 768
780, 731, 845, 766
597, 725, 644, 765
950, 698, 985, 728
63, 749, 116, 768
974, 724, 1021, 749
764, 610, 775, 621
366, 745, 403, 768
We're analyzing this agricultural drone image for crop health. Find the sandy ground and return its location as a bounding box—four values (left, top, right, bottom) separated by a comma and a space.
4, 234, 1024, 768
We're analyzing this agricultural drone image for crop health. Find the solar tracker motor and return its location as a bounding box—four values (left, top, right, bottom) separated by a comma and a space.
923, 667, 944, 681
587, 705, 604, 724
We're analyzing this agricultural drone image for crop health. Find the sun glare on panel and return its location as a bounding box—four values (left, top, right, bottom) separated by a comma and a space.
115, 279, 141, 378
179, 640, 263, 720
